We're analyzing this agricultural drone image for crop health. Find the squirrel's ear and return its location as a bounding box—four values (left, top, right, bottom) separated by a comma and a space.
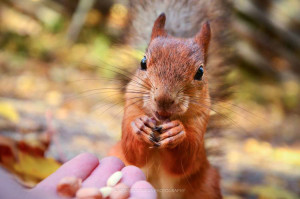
195, 21, 211, 59
151, 13, 167, 40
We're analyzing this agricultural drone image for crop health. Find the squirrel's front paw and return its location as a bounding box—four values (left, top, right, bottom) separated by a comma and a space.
131, 115, 159, 146
154, 120, 186, 149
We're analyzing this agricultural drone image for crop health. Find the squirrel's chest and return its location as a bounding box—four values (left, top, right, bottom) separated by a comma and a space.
141, 152, 184, 199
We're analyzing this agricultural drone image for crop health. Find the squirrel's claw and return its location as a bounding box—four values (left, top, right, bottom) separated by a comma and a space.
153, 126, 162, 133
155, 120, 186, 149
131, 115, 160, 146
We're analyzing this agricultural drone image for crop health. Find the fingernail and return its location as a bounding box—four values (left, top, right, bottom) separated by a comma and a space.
149, 136, 156, 143
154, 126, 162, 133
163, 119, 171, 124
150, 132, 155, 139
153, 142, 160, 148
150, 117, 157, 125
149, 136, 154, 142
150, 132, 159, 142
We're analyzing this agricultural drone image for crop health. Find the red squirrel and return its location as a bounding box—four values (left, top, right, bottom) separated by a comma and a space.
109, 12, 223, 198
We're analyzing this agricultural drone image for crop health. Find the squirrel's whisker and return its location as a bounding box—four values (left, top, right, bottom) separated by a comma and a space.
66, 77, 125, 84
188, 96, 267, 122
92, 96, 148, 116
94, 58, 154, 91
188, 99, 260, 139
82, 61, 151, 91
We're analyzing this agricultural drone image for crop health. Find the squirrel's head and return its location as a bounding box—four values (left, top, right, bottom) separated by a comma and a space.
130, 13, 211, 121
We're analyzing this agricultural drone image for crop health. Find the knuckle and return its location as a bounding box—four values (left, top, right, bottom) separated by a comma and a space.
175, 121, 180, 126
131, 121, 135, 127
146, 129, 152, 134
140, 116, 146, 122
136, 122, 144, 130
181, 131, 186, 137
176, 126, 182, 132
145, 118, 150, 124
135, 123, 141, 129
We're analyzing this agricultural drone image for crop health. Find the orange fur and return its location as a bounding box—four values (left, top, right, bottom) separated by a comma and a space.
110, 14, 222, 199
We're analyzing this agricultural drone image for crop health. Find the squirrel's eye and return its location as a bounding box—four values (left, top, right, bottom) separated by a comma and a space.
140, 56, 147, 71
194, 65, 204, 81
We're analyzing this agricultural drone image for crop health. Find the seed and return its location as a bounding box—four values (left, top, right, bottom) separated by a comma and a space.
99, 186, 112, 198
56, 176, 82, 197
76, 187, 102, 199
110, 183, 130, 199
106, 171, 123, 187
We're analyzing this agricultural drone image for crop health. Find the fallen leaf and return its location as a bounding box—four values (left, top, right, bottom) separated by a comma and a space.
0, 101, 19, 123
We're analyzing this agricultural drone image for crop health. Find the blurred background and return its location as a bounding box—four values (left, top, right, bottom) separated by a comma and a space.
0, 0, 299, 198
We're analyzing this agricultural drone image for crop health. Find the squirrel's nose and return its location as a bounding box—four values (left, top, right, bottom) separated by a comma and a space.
154, 93, 175, 109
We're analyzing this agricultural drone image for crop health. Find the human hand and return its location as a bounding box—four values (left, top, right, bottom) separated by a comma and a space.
0, 153, 157, 199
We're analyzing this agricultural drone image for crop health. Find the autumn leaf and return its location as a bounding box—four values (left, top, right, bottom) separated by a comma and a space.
0, 102, 19, 123
1, 151, 61, 187
12, 151, 61, 181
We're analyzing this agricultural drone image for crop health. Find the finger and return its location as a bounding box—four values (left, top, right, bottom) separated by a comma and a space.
132, 121, 156, 145
150, 132, 160, 142
130, 180, 157, 199
141, 132, 157, 146
120, 166, 146, 187
34, 153, 99, 192
159, 126, 183, 140
135, 118, 153, 135
156, 120, 180, 132
131, 121, 141, 135
140, 116, 157, 128
0, 168, 53, 199
131, 121, 153, 136
82, 156, 124, 188
158, 131, 185, 149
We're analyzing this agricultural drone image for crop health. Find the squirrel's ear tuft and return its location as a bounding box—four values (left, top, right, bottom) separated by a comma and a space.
151, 13, 167, 40
195, 21, 211, 59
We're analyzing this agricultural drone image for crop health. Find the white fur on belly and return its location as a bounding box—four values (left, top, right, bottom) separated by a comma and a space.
141, 154, 184, 199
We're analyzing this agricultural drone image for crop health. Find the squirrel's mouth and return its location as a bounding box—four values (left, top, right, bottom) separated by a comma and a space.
154, 111, 172, 121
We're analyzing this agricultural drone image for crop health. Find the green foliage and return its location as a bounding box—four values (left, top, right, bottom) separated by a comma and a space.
251, 185, 299, 199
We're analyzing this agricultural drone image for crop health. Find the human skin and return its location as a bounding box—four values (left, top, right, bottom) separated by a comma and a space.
0, 153, 157, 199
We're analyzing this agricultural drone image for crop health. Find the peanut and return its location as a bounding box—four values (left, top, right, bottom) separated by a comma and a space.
110, 183, 130, 199
99, 186, 112, 198
56, 176, 82, 197
76, 187, 102, 199
106, 171, 123, 187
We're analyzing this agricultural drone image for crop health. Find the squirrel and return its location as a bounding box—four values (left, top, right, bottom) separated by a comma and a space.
109, 0, 231, 198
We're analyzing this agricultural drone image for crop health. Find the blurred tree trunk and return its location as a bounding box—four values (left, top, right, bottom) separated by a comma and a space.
66, 0, 95, 43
